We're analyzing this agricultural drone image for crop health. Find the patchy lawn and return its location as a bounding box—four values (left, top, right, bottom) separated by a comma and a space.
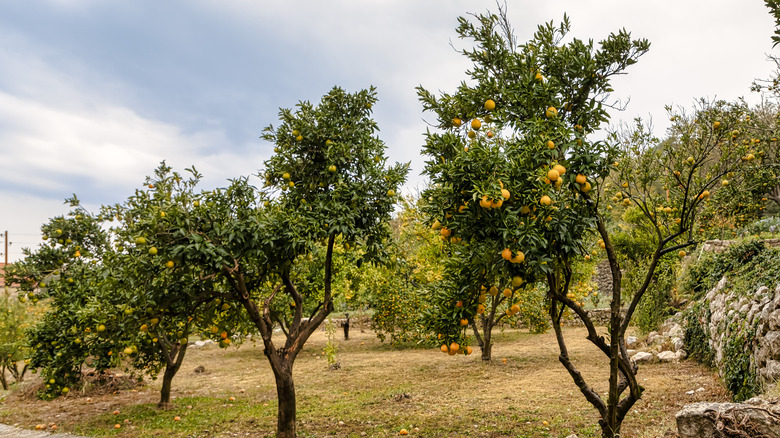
0, 326, 728, 437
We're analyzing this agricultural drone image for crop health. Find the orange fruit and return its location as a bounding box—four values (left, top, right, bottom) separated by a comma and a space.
547, 140, 555, 149
476, 304, 485, 314
489, 286, 499, 296
511, 304, 520, 314
471, 119, 482, 130
511, 251, 525, 263
491, 199, 503, 208
449, 342, 460, 353
400, 429, 409, 436
540, 195, 552, 206
480, 196, 492, 208
582, 182, 592, 193
452, 118, 462, 127
553, 164, 566, 175
440, 228, 451, 238
545, 106, 557, 118
547, 169, 560, 182
501, 248, 513, 261
575, 174, 587, 184
455, 301, 463, 308
466, 346, 473, 355
459, 318, 468, 326
512, 276, 523, 287
503, 288, 512, 298
484, 99, 496, 111
678, 250, 686, 258
440, 344, 449, 353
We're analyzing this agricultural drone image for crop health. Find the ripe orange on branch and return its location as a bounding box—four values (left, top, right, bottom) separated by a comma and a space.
501, 248, 513, 261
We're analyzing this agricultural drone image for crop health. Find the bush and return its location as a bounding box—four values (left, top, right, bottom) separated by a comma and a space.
722, 328, 758, 402
683, 301, 714, 367
0, 291, 34, 389
630, 257, 678, 334
682, 239, 768, 298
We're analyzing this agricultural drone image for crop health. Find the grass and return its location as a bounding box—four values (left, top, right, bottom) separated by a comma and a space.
0, 326, 728, 437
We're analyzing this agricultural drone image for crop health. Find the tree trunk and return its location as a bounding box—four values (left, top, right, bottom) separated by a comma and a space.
480, 339, 493, 362
157, 341, 188, 408
0, 365, 8, 390
480, 321, 493, 362
273, 365, 297, 438
158, 363, 177, 408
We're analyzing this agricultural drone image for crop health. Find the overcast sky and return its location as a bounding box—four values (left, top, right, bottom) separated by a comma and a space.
0, 0, 776, 261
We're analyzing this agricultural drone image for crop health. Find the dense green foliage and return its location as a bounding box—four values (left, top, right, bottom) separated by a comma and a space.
682, 239, 780, 402
0, 290, 34, 389
682, 239, 776, 298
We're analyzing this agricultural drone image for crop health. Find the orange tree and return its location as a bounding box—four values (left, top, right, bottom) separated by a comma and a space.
0, 290, 35, 389
692, 101, 779, 236
586, 102, 750, 436
3, 197, 114, 398
158, 87, 408, 437
417, 9, 649, 367
412, 7, 731, 436
100, 163, 253, 407
369, 195, 445, 346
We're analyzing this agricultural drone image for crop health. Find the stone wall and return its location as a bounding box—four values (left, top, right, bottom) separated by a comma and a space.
702, 238, 780, 253
700, 277, 780, 387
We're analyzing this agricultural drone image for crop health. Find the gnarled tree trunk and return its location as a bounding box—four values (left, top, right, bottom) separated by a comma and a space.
157, 339, 188, 408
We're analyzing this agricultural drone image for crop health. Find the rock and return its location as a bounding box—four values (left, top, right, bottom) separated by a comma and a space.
666, 323, 684, 338
658, 351, 678, 362
676, 400, 780, 437
626, 336, 637, 348
565, 435, 578, 438
769, 309, 780, 331
672, 337, 684, 352
676, 350, 688, 360
631, 352, 654, 363
685, 390, 695, 395
194, 365, 206, 373
676, 402, 723, 437
763, 331, 780, 359
761, 360, 780, 383
647, 331, 661, 345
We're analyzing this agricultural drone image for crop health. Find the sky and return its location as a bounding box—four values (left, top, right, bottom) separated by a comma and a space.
0, 0, 777, 261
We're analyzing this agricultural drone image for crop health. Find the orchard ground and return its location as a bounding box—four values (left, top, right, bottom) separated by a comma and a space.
0, 325, 727, 438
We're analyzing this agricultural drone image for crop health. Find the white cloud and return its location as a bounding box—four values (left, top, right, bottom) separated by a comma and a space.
1, 0, 779, 260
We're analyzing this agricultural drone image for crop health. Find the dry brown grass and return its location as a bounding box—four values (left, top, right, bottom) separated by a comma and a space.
0, 326, 729, 437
